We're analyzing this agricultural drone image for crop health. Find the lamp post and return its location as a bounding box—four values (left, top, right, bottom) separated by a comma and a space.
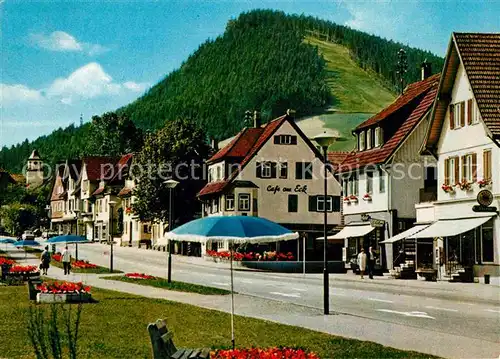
109, 200, 117, 273
313, 131, 338, 315
164, 179, 179, 283
74, 208, 80, 261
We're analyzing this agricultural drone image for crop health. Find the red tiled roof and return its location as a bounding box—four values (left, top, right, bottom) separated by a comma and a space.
328, 152, 350, 172
208, 128, 263, 163
356, 74, 440, 130
454, 33, 500, 136
83, 156, 119, 181
92, 187, 105, 196
339, 77, 439, 172
117, 187, 132, 197
198, 115, 288, 197
109, 153, 133, 184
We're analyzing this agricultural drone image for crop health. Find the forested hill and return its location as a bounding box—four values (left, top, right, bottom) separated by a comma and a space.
0, 9, 443, 173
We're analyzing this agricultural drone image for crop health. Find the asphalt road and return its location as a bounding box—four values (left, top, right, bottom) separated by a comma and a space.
52, 242, 499, 347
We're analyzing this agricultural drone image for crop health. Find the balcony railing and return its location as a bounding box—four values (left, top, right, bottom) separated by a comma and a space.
419, 188, 437, 203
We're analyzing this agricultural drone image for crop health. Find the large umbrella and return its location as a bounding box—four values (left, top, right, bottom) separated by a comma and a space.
14, 240, 41, 260
0, 238, 17, 252
46, 235, 89, 260
162, 215, 299, 348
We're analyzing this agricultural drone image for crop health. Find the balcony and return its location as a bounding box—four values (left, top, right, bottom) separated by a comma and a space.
419, 187, 437, 203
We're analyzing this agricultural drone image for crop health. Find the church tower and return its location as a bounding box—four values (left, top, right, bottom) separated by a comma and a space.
26, 150, 44, 188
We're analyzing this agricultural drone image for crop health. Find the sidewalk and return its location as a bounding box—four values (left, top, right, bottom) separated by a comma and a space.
14, 250, 500, 359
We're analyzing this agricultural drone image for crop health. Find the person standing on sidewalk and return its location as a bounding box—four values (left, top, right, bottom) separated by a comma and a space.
40, 246, 51, 275
367, 246, 376, 279
62, 246, 71, 275
357, 248, 367, 279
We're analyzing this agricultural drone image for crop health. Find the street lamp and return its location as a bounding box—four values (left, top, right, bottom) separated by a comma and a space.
109, 200, 117, 273
313, 130, 339, 315
164, 179, 179, 283
74, 208, 80, 261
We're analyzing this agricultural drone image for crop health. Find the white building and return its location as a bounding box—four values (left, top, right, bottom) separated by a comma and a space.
197, 112, 342, 259
26, 150, 44, 188
336, 70, 439, 272
405, 33, 500, 284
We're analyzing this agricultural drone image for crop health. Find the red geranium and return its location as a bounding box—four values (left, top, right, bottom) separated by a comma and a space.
72, 260, 98, 269
0, 257, 16, 266
52, 253, 62, 262
211, 347, 320, 359
9, 265, 38, 273
125, 273, 156, 280
37, 281, 91, 294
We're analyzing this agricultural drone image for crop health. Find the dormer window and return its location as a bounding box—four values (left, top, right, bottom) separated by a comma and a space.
274, 135, 297, 145
374, 127, 383, 147
367, 129, 372, 149
359, 131, 366, 151
216, 166, 221, 181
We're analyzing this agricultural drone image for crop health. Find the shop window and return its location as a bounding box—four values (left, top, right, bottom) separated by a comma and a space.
288, 194, 298, 213
238, 194, 250, 211
225, 195, 235, 211
482, 220, 494, 262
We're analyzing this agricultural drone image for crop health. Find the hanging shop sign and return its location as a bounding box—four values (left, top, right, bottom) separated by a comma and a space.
473, 190, 497, 213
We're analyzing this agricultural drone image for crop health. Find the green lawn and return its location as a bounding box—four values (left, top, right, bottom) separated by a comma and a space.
0, 285, 437, 359
106, 275, 231, 295
306, 37, 395, 113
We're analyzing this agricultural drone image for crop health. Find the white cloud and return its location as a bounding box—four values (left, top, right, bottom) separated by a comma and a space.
30, 31, 109, 56
0, 84, 43, 106
123, 81, 150, 92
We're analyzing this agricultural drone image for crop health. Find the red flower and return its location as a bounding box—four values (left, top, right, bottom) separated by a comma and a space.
36, 281, 91, 294
9, 265, 38, 273
52, 253, 62, 262
210, 347, 319, 359
72, 260, 98, 269
0, 257, 16, 265
125, 273, 156, 280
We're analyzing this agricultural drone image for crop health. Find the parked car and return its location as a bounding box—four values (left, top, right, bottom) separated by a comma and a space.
21, 231, 35, 240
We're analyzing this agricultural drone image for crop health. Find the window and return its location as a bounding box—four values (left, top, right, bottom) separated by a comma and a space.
366, 129, 372, 149
379, 169, 385, 193
296, 162, 313, 180
374, 127, 383, 147
274, 135, 297, 145
342, 178, 348, 196
461, 153, 477, 182
143, 225, 150, 234
467, 99, 474, 125
225, 195, 235, 211
213, 198, 219, 213
483, 150, 492, 181
482, 219, 494, 262
444, 157, 459, 185
216, 167, 221, 181
359, 131, 366, 151
208, 168, 213, 182
279, 162, 288, 179
316, 196, 333, 212
450, 102, 465, 129
238, 194, 250, 211
366, 172, 373, 194
288, 194, 298, 212
262, 162, 272, 178
348, 173, 359, 196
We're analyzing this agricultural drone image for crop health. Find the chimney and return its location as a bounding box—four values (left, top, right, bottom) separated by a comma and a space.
286, 108, 296, 118
210, 138, 219, 151
421, 59, 432, 80
253, 110, 261, 128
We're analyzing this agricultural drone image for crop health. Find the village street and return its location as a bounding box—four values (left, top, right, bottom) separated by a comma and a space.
30, 242, 500, 358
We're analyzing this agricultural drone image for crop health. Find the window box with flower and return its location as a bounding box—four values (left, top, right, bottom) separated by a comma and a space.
362, 193, 372, 201
477, 179, 491, 189
343, 196, 350, 204
441, 184, 455, 194
458, 180, 473, 192
349, 194, 358, 203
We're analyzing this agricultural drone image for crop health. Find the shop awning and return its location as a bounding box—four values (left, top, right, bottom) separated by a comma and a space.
380, 224, 430, 244
408, 215, 494, 239
318, 223, 374, 240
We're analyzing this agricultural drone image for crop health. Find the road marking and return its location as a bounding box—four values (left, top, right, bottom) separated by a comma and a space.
377, 309, 435, 319
292, 288, 308, 292
240, 279, 253, 284
485, 309, 500, 314
212, 282, 230, 286
368, 298, 394, 303
269, 292, 301, 298
425, 306, 458, 313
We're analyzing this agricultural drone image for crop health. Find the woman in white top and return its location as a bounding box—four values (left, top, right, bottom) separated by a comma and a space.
357, 248, 367, 279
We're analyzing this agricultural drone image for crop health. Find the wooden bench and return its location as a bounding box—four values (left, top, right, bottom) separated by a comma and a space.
147, 319, 210, 359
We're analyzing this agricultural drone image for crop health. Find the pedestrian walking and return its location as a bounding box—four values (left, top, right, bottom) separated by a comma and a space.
367, 246, 376, 279
40, 246, 51, 275
62, 246, 71, 275
357, 248, 367, 279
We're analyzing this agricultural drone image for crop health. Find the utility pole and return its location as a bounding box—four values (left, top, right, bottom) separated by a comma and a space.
396, 49, 408, 95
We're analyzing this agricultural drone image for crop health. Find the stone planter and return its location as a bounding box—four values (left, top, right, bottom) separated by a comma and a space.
36, 292, 92, 304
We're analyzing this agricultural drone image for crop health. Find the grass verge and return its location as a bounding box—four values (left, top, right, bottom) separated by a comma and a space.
0, 284, 438, 359
105, 275, 230, 295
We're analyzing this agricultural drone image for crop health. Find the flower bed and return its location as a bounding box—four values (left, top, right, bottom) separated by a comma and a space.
124, 273, 156, 280
37, 281, 91, 294
0, 257, 16, 266
211, 347, 319, 359
52, 253, 62, 262
72, 260, 98, 269
206, 250, 295, 262
9, 265, 39, 274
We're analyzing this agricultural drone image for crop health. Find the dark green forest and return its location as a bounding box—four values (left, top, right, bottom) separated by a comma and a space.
0, 9, 443, 173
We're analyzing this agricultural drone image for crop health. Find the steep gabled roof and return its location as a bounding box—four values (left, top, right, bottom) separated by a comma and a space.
29, 150, 41, 160
109, 153, 133, 184
328, 152, 350, 172
425, 32, 500, 150
82, 156, 119, 181
208, 128, 263, 163
339, 75, 439, 172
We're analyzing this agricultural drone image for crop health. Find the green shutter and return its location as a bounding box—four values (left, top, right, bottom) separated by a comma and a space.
256, 162, 261, 178
308, 195, 317, 212
332, 196, 340, 212
270, 162, 277, 178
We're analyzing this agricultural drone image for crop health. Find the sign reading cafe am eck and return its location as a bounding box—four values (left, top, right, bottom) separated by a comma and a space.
267, 184, 308, 195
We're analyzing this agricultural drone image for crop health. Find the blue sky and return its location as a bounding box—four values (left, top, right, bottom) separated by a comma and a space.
1, 0, 499, 148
